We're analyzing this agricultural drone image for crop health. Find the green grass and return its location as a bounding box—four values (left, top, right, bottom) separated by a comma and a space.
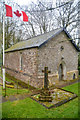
2, 97, 78, 118
0, 86, 2, 96
0, 68, 30, 96
0, 68, 15, 84
0, 86, 30, 96
2, 82, 79, 118
2, 87, 30, 96
0, 68, 36, 90
62, 82, 78, 95
0, 56, 2, 67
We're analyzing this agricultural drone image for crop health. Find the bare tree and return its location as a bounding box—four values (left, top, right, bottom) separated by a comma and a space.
54, 0, 78, 42
0, 0, 23, 50
0, 0, 79, 49
19, 0, 78, 43
19, 0, 56, 39
77, 0, 80, 44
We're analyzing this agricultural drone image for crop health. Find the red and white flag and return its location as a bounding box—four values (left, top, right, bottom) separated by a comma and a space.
5, 4, 28, 22
5, 4, 13, 17
22, 11, 28, 22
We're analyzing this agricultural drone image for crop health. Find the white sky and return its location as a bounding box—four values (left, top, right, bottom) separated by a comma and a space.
6, 0, 78, 7
14, 0, 78, 5
14, 0, 37, 5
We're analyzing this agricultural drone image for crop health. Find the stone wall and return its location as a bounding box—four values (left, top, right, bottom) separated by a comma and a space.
5, 31, 79, 88
5, 48, 41, 88
37, 31, 78, 87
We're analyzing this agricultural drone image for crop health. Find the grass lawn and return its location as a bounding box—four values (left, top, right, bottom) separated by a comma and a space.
2, 82, 79, 118
62, 82, 78, 95
0, 68, 15, 85
0, 68, 31, 96
1, 86, 30, 96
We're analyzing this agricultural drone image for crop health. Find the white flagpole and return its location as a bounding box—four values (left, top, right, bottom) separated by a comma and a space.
3, 1, 5, 89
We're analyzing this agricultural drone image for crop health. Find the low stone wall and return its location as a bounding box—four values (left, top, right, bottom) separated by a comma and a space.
38, 70, 79, 88
5, 68, 40, 88
5, 68, 79, 88
38, 73, 59, 88
66, 70, 78, 80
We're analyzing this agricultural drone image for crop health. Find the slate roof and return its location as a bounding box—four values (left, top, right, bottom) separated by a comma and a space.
5, 27, 80, 52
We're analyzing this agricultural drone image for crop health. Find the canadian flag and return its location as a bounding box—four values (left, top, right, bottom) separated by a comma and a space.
5, 4, 28, 22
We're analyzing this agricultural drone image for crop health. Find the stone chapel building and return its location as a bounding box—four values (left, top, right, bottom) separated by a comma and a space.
5, 28, 79, 88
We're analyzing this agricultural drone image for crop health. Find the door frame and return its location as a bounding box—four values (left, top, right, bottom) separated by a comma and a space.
58, 61, 66, 80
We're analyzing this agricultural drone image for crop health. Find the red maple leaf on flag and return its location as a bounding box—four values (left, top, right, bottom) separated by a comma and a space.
14, 10, 22, 17
5, 4, 28, 22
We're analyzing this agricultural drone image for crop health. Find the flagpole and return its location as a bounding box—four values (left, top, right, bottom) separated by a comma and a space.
3, 1, 5, 89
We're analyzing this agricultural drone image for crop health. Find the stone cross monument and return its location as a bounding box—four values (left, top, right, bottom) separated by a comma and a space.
39, 67, 52, 102
42, 66, 51, 89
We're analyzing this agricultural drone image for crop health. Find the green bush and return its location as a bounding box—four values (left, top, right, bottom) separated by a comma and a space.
78, 53, 80, 75
78, 66, 80, 75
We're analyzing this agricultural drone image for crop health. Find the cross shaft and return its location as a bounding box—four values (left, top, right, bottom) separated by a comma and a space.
42, 67, 51, 89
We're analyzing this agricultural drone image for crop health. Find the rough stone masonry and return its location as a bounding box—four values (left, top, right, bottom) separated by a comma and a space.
5, 28, 79, 88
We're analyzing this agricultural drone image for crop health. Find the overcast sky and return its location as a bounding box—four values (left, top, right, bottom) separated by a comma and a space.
14, 0, 37, 5
4, 0, 78, 7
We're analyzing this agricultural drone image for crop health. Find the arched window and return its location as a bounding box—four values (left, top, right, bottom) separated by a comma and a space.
73, 73, 76, 79
60, 46, 64, 51
58, 64, 63, 80
58, 61, 66, 80
20, 52, 22, 70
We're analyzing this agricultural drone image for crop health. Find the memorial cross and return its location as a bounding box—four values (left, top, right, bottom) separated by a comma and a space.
42, 67, 51, 89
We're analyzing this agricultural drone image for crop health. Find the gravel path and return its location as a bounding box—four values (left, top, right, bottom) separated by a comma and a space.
55, 79, 80, 88
0, 89, 41, 103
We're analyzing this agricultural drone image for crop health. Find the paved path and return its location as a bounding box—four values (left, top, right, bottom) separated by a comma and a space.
0, 76, 41, 103
55, 79, 80, 88
0, 89, 41, 103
